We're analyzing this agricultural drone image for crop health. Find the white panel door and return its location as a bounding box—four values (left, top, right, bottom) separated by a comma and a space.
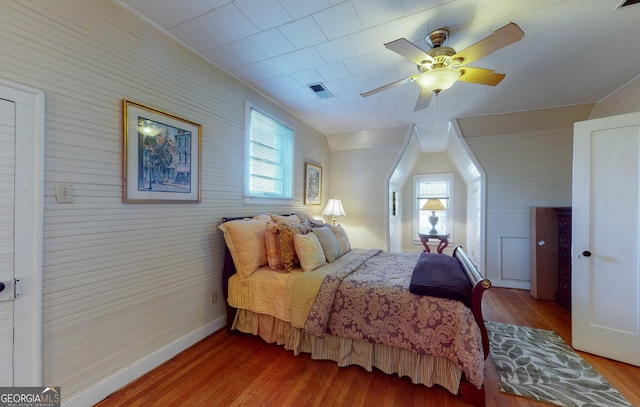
0, 98, 16, 385
572, 111, 640, 367
0, 80, 45, 386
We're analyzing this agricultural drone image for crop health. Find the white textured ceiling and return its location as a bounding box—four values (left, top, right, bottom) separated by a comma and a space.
118, 0, 640, 151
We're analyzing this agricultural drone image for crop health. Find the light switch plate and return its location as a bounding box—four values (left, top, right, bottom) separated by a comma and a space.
55, 183, 73, 203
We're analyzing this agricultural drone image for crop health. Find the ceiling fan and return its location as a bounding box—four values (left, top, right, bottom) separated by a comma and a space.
360, 22, 524, 111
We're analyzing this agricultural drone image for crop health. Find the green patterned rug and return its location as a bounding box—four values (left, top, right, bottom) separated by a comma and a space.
486, 321, 632, 407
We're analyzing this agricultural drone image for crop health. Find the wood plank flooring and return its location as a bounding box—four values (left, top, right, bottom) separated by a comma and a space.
95, 288, 640, 406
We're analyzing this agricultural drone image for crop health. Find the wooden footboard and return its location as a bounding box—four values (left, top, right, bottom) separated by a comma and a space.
453, 246, 491, 407
453, 246, 492, 360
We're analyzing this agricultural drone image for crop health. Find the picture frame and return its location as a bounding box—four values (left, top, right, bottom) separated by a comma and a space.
123, 99, 202, 203
392, 191, 397, 216
304, 162, 322, 205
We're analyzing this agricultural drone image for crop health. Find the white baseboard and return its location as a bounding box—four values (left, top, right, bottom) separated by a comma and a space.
63, 316, 226, 407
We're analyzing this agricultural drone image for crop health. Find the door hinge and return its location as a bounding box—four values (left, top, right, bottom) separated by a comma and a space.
0, 278, 20, 302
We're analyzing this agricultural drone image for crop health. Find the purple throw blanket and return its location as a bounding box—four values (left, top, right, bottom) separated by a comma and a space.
409, 252, 473, 307
304, 250, 484, 388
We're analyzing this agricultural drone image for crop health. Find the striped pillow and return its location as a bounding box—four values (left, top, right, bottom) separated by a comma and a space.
293, 233, 326, 271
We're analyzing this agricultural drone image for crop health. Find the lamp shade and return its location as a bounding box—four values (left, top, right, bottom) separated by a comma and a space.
422, 198, 446, 211
322, 198, 346, 217
416, 68, 460, 94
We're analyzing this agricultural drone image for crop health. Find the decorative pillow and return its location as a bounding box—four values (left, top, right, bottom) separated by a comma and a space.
269, 214, 301, 224
264, 222, 284, 270
306, 219, 327, 228
294, 233, 327, 271
218, 219, 267, 278
275, 223, 312, 271
313, 227, 343, 262
330, 224, 351, 253
294, 211, 314, 222
253, 214, 272, 223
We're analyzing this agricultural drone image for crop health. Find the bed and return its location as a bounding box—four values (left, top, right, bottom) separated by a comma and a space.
219, 213, 491, 407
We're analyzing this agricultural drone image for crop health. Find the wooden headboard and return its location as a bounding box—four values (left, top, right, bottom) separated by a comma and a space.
220, 214, 294, 331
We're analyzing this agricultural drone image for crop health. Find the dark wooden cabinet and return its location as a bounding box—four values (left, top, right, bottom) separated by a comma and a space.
555, 208, 572, 310
530, 207, 572, 310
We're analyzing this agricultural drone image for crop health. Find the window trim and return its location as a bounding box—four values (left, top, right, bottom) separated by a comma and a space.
244, 104, 294, 204
412, 173, 454, 244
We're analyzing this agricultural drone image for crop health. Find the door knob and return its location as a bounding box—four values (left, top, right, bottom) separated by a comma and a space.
582, 250, 592, 257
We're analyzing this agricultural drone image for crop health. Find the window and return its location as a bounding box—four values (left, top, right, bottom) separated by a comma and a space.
245, 106, 294, 200
413, 173, 453, 241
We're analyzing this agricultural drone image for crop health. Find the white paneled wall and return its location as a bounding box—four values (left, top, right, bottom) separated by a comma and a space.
388, 127, 420, 252
447, 128, 484, 271
330, 145, 403, 250
0, 1, 329, 404
457, 105, 594, 287
591, 75, 640, 119
465, 130, 574, 288
388, 127, 421, 187
466, 178, 483, 268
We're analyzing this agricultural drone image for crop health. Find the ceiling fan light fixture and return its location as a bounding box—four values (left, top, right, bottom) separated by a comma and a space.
417, 67, 461, 94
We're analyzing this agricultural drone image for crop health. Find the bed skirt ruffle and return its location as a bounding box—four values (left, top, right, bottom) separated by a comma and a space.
232, 309, 462, 395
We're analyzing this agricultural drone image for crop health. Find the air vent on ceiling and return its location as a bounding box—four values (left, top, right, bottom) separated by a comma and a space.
308, 83, 333, 99
619, 0, 640, 7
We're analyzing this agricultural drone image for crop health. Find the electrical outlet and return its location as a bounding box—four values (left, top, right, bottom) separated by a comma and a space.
210, 291, 218, 304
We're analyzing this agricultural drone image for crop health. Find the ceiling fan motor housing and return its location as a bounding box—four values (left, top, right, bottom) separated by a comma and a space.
428, 47, 456, 68
418, 46, 457, 73
426, 29, 449, 48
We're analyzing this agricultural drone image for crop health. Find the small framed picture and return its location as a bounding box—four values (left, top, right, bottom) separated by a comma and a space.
123, 99, 202, 203
392, 191, 397, 216
304, 162, 322, 205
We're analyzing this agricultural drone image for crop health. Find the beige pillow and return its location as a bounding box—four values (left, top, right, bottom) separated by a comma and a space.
265, 222, 284, 270
218, 219, 267, 278
294, 233, 326, 271
269, 214, 301, 224
253, 214, 272, 223
313, 227, 343, 262
294, 211, 314, 222
330, 224, 351, 253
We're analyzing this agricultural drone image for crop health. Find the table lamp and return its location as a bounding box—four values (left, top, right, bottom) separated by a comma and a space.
422, 198, 446, 234
322, 197, 346, 226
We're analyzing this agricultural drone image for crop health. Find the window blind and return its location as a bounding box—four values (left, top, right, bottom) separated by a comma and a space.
248, 108, 293, 198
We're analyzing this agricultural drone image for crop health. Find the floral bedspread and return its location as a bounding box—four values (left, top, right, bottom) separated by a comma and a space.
304, 250, 484, 388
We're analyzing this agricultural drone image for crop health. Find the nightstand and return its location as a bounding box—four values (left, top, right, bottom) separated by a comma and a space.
418, 233, 450, 254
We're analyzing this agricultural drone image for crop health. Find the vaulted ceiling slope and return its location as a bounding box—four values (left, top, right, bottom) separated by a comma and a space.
119, 0, 640, 151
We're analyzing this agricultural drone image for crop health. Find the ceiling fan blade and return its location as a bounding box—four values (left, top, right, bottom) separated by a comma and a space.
451, 22, 524, 66
384, 38, 433, 65
457, 67, 505, 86
414, 88, 432, 112
360, 75, 418, 97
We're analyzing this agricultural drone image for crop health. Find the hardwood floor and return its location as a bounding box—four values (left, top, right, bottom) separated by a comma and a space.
95, 288, 640, 406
